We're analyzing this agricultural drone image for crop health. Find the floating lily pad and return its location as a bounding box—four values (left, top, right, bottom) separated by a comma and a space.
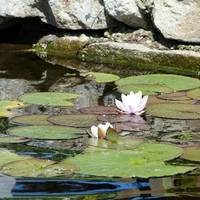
80, 106, 118, 115
19, 92, 79, 107
81, 72, 120, 83
0, 158, 77, 177
11, 115, 51, 125
48, 114, 97, 128
65, 144, 194, 178
7, 125, 84, 140
118, 84, 173, 95
187, 88, 200, 100
147, 103, 200, 119
181, 147, 200, 162
88, 136, 144, 150
0, 136, 30, 144
116, 74, 200, 95
0, 149, 29, 168
0, 100, 24, 117
158, 92, 191, 101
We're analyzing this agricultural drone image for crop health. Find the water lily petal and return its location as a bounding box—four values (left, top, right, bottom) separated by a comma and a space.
115, 99, 126, 112
140, 95, 148, 110
91, 126, 98, 138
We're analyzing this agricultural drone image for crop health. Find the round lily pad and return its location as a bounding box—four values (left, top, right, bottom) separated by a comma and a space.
0, 149, 29, 168
19, 92, 79, 107
147, 103, 200, 119
0, 136, 30, 144
7, 125, 85, 140
65, 144, 194, 178
181, 147, 200, 162
0, 158, 77, 177
118, 84, 173, 95
48, 114, 97, 128
11, 115, 51, 125
116, 74, 200, 94
81, 72, 120, 83
80, 106, 118, 115
187, 88, 200, 100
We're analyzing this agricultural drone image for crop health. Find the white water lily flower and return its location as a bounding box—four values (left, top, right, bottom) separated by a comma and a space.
115, 91, 148, 115
90, 122, 113, 139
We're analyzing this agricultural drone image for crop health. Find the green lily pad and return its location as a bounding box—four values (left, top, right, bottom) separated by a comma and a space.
65, 144, 194, 178
81, 72, 120, 83
11, 115, 51, 125
147, 103, 200, 119
7, 125, 84, 140
0, 158, 77, 177
88, 136, 144, 150
80, 106, 118, 115
19, 92, 79, 107
0, 100, 24, 117
0, 149, 29, 168
116, 74, 200, 95
181, 147, 200, 162
48, 114, 97, 128
187, 88, 200, 100
0, 136, 30, 144
118, 84, 173, 95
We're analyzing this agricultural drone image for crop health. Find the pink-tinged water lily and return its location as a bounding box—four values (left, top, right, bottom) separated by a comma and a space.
115, 91, 148, 115
89, 122, 113, 139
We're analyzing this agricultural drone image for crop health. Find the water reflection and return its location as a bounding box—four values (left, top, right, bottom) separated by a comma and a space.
0, 175, 198, 199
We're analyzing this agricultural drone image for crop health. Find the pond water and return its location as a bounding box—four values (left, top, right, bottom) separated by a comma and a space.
0, 43, 200, 199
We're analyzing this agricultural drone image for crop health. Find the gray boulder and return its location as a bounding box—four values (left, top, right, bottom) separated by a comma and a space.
151, 0, 200, 43
0, 0, 114, 30
104, 0, 147, 29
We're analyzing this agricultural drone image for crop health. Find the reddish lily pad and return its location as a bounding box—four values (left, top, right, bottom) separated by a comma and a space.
80, 106, 118, 115
48, 114, 97, 128
147, 103, 200, 119
187, 88, 200, 100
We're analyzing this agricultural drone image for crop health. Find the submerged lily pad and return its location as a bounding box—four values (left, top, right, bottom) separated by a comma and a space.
48, 114, 97, 128
7, 125, 84, 140
1, 158, 77, 177
19, 92, 79, 107
81, 72, 120, 83
147, 103, 200, 119
0, 136, 30, 144
116, 74, 200, 95
0, 100, 24, 117
187, 88, 200, 100
158, 92, 191, 101
11, 115, 51, 125
80, 106, 118, 115
65, 144, 194, 178
181, 147, 200, 162
118, 84, 173, 95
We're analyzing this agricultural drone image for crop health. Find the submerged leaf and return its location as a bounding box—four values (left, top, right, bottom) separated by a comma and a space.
187, 88, 200, 100
7, 125, 85, 140
19, 92, 79, 107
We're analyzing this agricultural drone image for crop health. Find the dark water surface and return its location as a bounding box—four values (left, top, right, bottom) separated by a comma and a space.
0, 44, 200, 199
